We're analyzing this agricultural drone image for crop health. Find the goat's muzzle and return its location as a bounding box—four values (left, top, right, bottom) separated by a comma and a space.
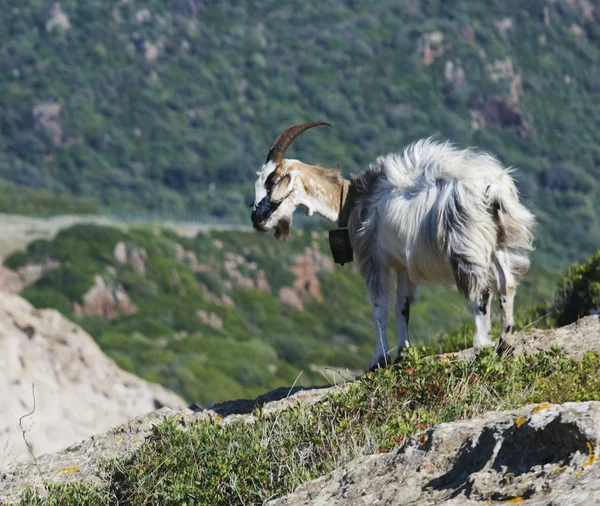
251, 210, 268, 232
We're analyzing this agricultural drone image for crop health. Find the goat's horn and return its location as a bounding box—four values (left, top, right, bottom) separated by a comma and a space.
266, 121, 332, 164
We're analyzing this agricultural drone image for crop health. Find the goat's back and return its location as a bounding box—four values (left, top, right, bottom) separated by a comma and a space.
351, 139, 534, 292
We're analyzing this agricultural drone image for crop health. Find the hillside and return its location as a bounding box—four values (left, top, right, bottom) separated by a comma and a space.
1, 222, 564, 407
1, 1, 600, 267
2, 315, 599, 505
0, 292, 183, 465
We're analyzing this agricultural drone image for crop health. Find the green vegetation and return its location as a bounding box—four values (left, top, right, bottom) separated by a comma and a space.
552, 250, 600, 327
0, 180, 97, 216
1, 1, 599, 268
18, 347, 600, 505
5, 223, 563, 406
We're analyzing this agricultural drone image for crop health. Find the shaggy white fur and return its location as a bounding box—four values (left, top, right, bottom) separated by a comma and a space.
253, 137, 535, 370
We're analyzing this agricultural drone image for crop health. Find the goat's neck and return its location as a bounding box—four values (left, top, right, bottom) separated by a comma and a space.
293, 163, 344, 223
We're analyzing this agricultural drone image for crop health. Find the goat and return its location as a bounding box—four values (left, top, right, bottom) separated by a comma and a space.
251, 122, 535, 370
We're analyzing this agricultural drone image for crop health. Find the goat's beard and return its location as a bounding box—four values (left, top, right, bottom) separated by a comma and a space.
273, 216, 292, 241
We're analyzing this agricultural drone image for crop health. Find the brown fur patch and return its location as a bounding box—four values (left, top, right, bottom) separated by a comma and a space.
274, 217, 291, 241
280, 160, 343, 214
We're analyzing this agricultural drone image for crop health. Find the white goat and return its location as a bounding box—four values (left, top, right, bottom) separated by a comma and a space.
251, 122, 535, 370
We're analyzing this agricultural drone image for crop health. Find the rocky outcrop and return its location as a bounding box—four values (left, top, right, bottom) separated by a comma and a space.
114, 241, 147, 275
280, 247, 334, 310
72, 274, 136, 319
0, 384, 349, 504
32, 102, 63, 146
271, 401, 600, 505
0, 260, 60, 294
469, 96, 529, 136
0, 293, 184, 469
420, 32, 444, 66
45, 3, 71, 33
1, 316, 598, 504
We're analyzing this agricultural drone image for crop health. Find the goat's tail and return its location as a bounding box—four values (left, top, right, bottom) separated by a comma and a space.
439, 181, 498, 301
488, 175, 535, 280
489, 177, 535, 251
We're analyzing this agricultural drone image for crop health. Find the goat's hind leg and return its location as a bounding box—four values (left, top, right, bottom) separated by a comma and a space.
494, 250, 517, 355
368, 269, 391, 371
472, 286, 494, 355
394, 270, 416, 363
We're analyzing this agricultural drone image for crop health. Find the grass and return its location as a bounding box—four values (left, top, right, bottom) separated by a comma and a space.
17, 346, 600, 505
5, 222, 572, 407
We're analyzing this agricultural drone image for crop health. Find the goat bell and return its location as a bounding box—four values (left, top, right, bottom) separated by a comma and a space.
329, 228, 353, 266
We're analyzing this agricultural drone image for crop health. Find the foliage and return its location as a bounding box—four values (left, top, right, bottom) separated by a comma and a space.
0, 180, 97, 216
552, 250, 600, 327
0, 1, 599, 267
18, 347, 600, 505
3, 223, 566, 406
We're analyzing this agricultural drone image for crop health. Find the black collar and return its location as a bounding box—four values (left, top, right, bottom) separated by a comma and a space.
338, 179, 354, 228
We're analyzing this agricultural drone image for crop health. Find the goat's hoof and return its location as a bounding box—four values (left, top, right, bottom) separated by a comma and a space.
394, 348, 410, 365
497, 335, 516, 356
368, 354, 391, 373
471, 343, 493, 360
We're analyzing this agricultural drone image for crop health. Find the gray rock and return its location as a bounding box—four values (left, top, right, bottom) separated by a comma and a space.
0, 293, 184, 468
453, 315, 600, 359
1, 315, 599, 504
271, 401, 600, 506
511, 315, 600, 359
0, 381, 349, 504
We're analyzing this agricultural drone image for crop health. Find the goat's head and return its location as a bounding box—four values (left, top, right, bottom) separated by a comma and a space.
251, 121, 331, 240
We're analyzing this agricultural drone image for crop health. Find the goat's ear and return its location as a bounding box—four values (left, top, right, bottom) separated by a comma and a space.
270, 174, 293, 203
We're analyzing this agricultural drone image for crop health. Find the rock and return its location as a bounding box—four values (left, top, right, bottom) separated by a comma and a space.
72, 275, 136, 319
0, 260, 60, 294
561, 0, 596, 21
0, 383, 348, 504
451, 316, 600, 361
469, 96, 529, 136
0, 265, 23, 293
292, 248, 325, 303
570, 23, 585, 38
420, 32, 444, 66
0, 293, 184, 470
271, 401, 600, 505
114, 241, 128, 264
143, 41, 159, 62
486, 57, 522, 104
511, 315, 600, 359
46, 3, 70, 33
196, 309, 223, 329
2, 317, 599, 504
136, 8, 151, 23
257, 269, 272, 293
223, 252, 255, 289
279, 286, 304, 311
444, 60, 466, 89
494, 17, 513, 37
32, 102, 63, 146
283, 246, 334, 308
461, 27, 475, 41
114, 242, 147, 274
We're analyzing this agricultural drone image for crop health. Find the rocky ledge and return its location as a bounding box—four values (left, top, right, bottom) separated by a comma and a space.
1, 315, 598, 504
271, 401, 600, 505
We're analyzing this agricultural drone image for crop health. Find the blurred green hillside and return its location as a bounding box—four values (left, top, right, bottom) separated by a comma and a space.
1, 1, 599, 268
4, 223, 565, 406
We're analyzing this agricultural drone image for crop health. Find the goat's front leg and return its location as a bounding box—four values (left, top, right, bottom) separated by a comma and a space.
369, 271, 391, 371
472, 287, 494, 355
394, 270, 416, 362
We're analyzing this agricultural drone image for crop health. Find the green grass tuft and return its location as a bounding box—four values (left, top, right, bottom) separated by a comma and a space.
18, 347, 600, 505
